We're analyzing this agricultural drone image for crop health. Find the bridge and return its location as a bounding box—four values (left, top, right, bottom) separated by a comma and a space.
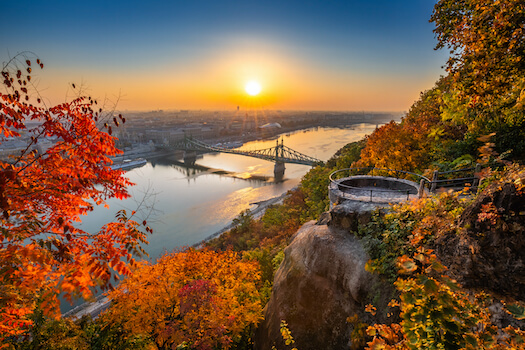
160, 136, 323, 167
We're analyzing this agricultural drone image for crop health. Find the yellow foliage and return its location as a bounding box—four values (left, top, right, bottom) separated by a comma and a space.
102, 248, 263, 350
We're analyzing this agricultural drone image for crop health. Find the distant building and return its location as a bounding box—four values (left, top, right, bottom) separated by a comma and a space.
258, 122, 281, 130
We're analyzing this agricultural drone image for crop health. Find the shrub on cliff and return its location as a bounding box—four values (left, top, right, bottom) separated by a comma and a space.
363, 165, 525, 349
301, 140, 365, 218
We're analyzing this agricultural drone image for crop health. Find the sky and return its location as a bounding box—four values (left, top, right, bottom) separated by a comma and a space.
2, 0, 448, 112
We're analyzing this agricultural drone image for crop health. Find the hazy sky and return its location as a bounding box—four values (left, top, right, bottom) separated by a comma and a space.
2, 0, 447, 112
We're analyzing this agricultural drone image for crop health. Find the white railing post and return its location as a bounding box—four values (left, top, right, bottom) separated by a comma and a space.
418, 179, 426, 198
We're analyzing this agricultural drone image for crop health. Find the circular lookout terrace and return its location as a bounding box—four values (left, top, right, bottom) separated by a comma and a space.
329, 168, 430, 208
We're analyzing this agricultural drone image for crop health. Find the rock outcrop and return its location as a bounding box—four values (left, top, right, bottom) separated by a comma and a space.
255, 201, 393, 350
434, 176, 525, 301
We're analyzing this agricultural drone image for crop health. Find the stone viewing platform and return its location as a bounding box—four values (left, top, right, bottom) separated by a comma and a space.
329, 168, 430, 208
329, 166, 481, 209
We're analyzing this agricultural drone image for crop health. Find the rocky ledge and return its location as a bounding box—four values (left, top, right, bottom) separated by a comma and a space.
255, 200, 393, 350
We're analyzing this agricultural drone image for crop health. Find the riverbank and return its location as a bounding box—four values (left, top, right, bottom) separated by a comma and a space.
192, 188, 293, 248
112, 119, 389, 165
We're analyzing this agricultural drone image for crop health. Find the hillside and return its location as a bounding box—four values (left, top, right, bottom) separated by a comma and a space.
3, 0, 525, 349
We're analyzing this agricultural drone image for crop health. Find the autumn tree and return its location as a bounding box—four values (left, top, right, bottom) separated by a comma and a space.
0, 54, 149, 341
354, 0, 525, 173
354, 77, 469, 173
431, 0, 525, 158
102, 248, 263, 350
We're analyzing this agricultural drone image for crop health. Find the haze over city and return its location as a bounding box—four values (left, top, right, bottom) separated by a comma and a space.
3, 0, 446, 112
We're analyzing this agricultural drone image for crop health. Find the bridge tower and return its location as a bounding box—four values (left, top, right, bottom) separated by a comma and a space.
274, 138, 285, 180
182, 133, 197, 165
183, 150, 197, 165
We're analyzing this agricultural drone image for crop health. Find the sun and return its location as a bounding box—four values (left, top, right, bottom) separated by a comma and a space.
245, 81, 262, 96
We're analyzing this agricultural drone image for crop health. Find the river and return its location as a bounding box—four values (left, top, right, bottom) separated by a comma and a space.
77, 124, 377, 261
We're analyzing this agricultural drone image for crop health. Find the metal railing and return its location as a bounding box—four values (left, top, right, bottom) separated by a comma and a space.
330, 167, 431, 183
429, 164, 481, 192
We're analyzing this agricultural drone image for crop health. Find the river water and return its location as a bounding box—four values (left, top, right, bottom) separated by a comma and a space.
78, 124, 377, 261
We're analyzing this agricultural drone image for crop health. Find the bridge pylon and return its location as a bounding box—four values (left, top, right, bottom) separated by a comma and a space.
183, 150, 197, 165
274, 162, 285, 180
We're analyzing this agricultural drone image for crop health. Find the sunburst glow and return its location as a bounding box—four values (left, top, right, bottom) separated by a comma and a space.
245, 81, 262, 96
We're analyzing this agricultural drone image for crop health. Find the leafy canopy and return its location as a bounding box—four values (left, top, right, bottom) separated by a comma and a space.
357, 0, 525, 172
432, 0, 525, 157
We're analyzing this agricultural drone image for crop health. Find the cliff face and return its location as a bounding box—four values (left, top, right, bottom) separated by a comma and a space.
434, 176, 525, 301
255, 202, 394, 350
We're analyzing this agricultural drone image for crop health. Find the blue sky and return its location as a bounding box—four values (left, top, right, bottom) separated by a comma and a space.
2, 0, 447, 111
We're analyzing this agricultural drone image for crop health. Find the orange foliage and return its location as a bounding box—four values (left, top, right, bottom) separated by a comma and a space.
0, 55, 148, 339
356, 121, 421, 171
103, 249, 263, 350
364, 191, 525, 349
355, 78, 465, 173
432, 0, 525, 107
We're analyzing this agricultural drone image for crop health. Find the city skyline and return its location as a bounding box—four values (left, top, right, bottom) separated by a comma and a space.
2, 0, 447, 112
